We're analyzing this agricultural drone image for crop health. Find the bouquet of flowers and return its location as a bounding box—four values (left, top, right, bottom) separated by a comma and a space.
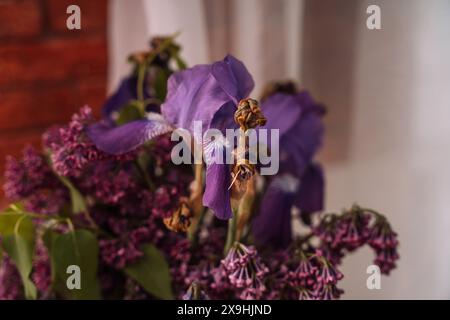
0, 36, 399, 300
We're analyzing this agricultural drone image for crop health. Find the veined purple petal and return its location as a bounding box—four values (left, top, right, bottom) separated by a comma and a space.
211, 55, 255, 104
295, 163, 324, 213
86, 114, 173, 155
252, 176, 297, 248
203, 163, 232, 220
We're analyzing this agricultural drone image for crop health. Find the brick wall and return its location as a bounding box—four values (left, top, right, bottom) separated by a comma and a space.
0, 0, 108, 206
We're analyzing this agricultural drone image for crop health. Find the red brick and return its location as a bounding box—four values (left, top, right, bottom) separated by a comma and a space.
0, 78, 106, 130
0, 0, 43, 38
0, 36, 107, 87
45, 0, 107, 33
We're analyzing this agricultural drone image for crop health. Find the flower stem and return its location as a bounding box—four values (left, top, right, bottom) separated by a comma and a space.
235, 176, 255, 241
224, 209, 238, 256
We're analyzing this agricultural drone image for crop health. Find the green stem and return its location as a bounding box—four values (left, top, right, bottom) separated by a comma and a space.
224, 209, 238, 256
188, 207, 207, 247
136, 63, 146, 116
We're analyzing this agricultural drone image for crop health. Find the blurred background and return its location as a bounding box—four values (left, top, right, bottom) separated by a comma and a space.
1, 0, 450, 299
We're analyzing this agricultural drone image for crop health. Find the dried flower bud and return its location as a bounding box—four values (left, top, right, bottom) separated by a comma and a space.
229, 159, 255, 199
182, 281, 209, 300
260, 80, 298, 102
234, 99, 266, 131
163, 197, 192, 233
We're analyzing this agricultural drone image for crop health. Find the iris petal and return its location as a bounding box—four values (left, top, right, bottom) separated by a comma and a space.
203, 162, 232, 220
252, 176, 296, 248
295, 163, 324, 214
86, 115, 173, 155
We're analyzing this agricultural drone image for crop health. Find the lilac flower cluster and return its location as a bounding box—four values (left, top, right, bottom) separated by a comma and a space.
314, 206, 399, 274
0, 256, 23, 300
221, 243, 269, 300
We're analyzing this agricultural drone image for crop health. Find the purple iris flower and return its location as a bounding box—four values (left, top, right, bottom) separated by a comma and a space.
87, 55, 254, 220
252, 91, 325, 248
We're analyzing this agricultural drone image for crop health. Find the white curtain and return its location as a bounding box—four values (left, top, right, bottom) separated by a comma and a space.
327, 0, 450, 299
108, 0, 304, 95
108, 0, 450, 299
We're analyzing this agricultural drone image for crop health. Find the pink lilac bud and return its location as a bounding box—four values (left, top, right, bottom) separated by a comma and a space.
221, 243, 268, 299
368, 219, 399, 275
315, 283, 344, 300
335, 212, 371, 251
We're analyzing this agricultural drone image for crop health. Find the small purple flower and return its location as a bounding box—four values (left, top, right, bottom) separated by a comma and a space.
369, 219, 399, 275
221, 243, 268, 299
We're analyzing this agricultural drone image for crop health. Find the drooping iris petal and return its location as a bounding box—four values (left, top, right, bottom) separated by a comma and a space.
86, 113, 173, 155
161, 55, 254, 140
295, 163, 324, 214
252, 175, 298, 248
203, 162, 232, 220
211, 54, 255, 103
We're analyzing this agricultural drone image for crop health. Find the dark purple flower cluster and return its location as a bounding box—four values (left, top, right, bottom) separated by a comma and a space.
3, 146, 55, 200
368, 218, 399, 275
314, 206, 399, 274
45, 106, 135, 178
32, 241, 51, 296
265, 248, 344, 300
221, 243, 269, 300
0, 256, 23, 300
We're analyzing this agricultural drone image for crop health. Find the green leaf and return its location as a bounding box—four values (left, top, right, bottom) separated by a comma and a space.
124, 244, 173, 300
115, 102, 143, 126
0, 212, 23, 236
48, 229, 101, 299
58, 176, 87, 214
2, 216, 37, 299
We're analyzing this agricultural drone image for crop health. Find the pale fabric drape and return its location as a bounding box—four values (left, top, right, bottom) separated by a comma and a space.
303, 0, 450, 299
108, 0, 304, 95
108, 0, 450, 299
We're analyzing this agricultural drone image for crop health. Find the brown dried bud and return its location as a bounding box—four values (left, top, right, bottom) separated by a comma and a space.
234, 98, 266, 131
163, 198, 192, 233
260, 80, 298, 102
229, 159, 255, 199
